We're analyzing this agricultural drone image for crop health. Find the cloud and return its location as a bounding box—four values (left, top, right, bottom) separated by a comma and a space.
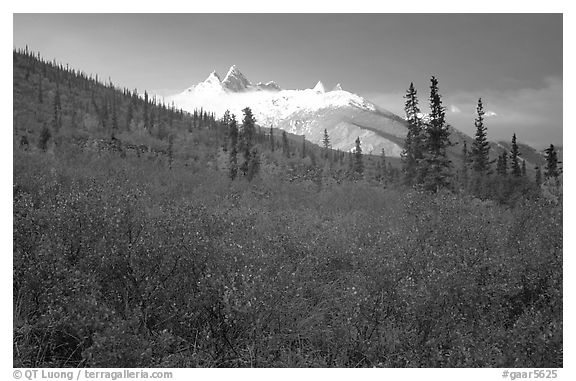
450, 105, 461, 113
446, 77, 562, 148
362, 91, 406, 116
364, 76, 562, 149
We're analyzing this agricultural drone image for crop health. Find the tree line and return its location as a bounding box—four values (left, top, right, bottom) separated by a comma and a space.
399, 77, 561, 201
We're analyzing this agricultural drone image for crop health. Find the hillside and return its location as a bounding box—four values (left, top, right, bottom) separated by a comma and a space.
496, 141, 562, 169
14, 51, 383, 183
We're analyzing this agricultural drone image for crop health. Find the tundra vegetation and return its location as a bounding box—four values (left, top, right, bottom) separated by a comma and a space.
13, 48, 562, 367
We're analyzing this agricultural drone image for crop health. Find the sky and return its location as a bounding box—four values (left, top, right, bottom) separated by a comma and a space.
13, 13, 562, 148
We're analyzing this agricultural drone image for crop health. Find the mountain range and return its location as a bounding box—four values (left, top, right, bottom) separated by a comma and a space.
166, 65, 543, 168
167, 65, 411, 156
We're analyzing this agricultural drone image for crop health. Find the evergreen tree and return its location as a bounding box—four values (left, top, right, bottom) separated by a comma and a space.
323, 129, 331, 159
354, 137, 364, 176
52, 85, 62, 133
420, 76, 452, 192
240, 107, 256, 176
143, 91, 149, 131
192, 110, 198, 129
544, 144, 560, 179
168, 105, 174, 128
510, 133, 521, 177
221, 110, 232, 152
470, 98, 491, 174
378, 148, 387, 182
111, 99, 118, 132
401, 82, 424, 185
228, 115, 239, 180
269, 126, 275, 152
221, 110, 232, 126
301, 135, 306, 158
461, 141, 469, 188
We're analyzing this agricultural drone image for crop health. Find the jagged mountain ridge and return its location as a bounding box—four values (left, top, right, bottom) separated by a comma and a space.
167, 66, 408, 156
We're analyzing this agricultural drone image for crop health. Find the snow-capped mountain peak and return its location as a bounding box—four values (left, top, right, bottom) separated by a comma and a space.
168, 67, 408, 157
313, 81, 326, 93
207, 70, 221, 81
222, 65, 251, 92
188, 70, 223, 94
333, 83, 343, 91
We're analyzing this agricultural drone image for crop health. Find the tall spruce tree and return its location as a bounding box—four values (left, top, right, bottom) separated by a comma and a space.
461, 141, 469, 188
544, 144, 560, 179
401, 82, 424, 185
111, 99, 118, 132
323, 129, 331, 159
240, 107, 256, 177
420, 76, 452, 192
221, 110, 232, 152
470, 98, 491, 174
510, 133, 521, 177
221, 110, 232, 126
143, 91, 149, 131
354, 137, 364, 176
269, 126, 275, 152
228, 115, 239, 180
379, 148, 387, 182
52, 85, 62, 133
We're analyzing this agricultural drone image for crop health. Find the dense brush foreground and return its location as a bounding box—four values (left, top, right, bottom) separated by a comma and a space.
13, 50, 562, 367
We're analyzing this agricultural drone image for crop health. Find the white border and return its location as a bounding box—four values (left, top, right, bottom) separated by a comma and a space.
3, 3, 573, 380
